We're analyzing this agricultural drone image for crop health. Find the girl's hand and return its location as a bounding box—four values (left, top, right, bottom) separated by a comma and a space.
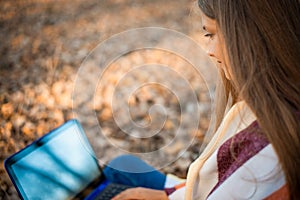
111, 187, 168, 200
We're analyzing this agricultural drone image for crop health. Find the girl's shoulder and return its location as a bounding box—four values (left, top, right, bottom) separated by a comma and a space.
215, 121, 269, 186
208, 121, 287, 199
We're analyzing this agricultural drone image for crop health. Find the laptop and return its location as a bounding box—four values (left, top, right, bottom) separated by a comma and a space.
4, 119, 132, 200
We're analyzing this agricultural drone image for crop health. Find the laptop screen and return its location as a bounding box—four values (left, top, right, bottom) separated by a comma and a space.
5, 120, 101, 200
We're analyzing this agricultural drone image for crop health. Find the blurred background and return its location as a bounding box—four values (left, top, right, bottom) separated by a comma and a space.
0, 0, 217, 199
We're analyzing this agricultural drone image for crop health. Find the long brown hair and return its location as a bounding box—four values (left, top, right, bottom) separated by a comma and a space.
198, 0, 300, 199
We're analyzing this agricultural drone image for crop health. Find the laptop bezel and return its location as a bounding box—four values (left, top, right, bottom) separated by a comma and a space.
4, 119, 104, 200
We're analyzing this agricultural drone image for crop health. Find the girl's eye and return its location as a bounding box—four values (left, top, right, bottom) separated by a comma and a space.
204, 33, 214, 38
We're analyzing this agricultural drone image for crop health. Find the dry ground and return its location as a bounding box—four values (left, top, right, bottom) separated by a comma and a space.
0, 0, 216, 199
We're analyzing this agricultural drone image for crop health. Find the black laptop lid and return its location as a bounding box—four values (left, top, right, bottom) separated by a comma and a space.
5, 119, 101, 200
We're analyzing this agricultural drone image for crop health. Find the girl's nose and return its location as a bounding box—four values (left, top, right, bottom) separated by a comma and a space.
206, 44, 215, 58
206, 50, 215, 58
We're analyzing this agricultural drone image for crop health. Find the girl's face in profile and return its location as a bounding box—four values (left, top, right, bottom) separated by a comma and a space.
200, 11, 232, 80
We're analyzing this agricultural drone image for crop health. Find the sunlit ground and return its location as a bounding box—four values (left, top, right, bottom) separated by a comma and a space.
0, 0, 216, 199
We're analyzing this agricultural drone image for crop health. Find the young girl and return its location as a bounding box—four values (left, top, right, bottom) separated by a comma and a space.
107, 0, 300, 199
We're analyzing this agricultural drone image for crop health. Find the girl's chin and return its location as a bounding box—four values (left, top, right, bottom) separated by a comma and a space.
216, 64, 231, 80
223, 70, 231, 80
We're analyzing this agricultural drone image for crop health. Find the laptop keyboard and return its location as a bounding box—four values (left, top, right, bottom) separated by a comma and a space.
93, 183, 133, 200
